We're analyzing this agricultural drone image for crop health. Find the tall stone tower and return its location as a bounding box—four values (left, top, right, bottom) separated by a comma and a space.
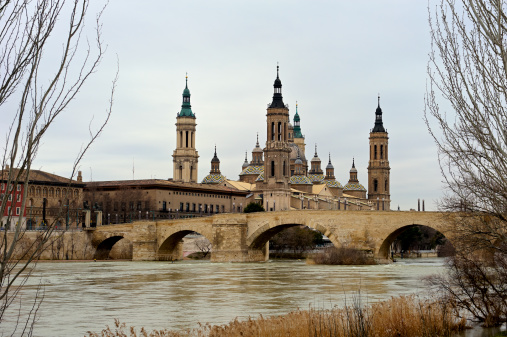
172, 76, 199, 183
367, 97, 391, 210
293, 103, 306, 156
262, 66, 291, 211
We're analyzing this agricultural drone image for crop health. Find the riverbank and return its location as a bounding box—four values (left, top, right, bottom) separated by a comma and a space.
89, 295, 467, 337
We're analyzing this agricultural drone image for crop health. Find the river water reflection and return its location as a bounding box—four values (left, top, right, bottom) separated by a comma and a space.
2, 258, 501, 336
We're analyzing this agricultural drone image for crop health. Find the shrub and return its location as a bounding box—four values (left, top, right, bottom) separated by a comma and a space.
311, 247, 377, 265
243, 202, 265, 213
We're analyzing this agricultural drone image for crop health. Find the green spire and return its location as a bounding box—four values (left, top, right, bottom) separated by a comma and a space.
178, 75, 195, 117
293, 101, 303, 138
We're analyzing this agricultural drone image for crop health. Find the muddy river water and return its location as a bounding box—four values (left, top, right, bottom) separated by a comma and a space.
1, 258, 504, 336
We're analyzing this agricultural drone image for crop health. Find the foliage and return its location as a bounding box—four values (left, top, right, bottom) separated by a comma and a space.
427, 248, 507, 326
269, 226, 323, 258
425, 0, 507, 326
243, 202, 265, 213
88, 295, 467, 337
0, 0, 116, 333
312, 247, 377, 265
392, 225, 446, 253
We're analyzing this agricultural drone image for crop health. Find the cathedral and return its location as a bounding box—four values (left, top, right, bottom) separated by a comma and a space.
176, 67, 391, 212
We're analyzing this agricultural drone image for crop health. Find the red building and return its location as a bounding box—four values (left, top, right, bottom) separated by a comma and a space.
0, 182, 26, 229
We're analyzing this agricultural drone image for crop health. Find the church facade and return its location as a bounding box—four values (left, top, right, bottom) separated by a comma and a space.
200, 67, 391, 211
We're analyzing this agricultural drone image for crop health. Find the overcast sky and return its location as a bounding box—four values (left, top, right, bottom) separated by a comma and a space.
12, 1, 448, 211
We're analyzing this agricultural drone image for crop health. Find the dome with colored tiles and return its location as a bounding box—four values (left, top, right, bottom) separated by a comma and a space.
343, 182, 366, 191
289, 175, 313, 185
201, 174, 226, 184
308, 174, 325, 184
326, 180, 343, 188
240, 165, 264, 176
255, 173, 264, 182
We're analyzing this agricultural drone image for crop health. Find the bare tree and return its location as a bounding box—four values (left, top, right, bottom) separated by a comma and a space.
0, 0, 117, 334
195, 237, 212, 258
425, 0, 507, 325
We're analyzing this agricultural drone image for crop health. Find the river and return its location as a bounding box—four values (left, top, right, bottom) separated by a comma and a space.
1, 258, 504, 336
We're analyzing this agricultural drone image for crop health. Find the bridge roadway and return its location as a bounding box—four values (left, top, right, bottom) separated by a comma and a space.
90, 210, 452, 262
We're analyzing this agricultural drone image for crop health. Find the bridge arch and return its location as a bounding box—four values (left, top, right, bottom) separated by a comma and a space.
247, 220, 340, 261
158, 230, 213, 261
94, 235, 124, 259
378, 224, 454, 259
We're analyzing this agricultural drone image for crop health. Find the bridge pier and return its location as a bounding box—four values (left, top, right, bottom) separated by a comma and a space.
132, 222, 157, 261
211, 215, 267, 262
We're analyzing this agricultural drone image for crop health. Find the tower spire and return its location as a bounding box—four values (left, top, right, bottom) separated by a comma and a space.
372, 95, 385, 132
179, 74, 194, 117
270, 64, 284, 108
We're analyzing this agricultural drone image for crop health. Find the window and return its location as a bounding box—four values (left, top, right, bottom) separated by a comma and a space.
374, 145, 377, 159
283, 161, 286, 176
17, 185, 21, 191
221, 205, 225, 213
198, 203, 202, 212
374, 179, 378, 192
8, 194, 12, 201
56, 189, 60, 197
162, 201, 167, 211
185, 203, 189, 212
204, 204, 208, 213
271, 161, 275, 177
192, 203, 196, 212
216, 204, 219, 213
186, 131, 189, 147
179, 202, 184, 211
385, 179, 388, 192
121, 202, 126, 211
271, 122, 275, 140
137, 201, 142, 210
278, 122, 282, 141
380, 145, 384, 159
210, 204, 214, 213
16, 194, 20, 202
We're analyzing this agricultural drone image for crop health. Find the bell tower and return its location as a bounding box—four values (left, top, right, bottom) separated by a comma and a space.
367, 96, 391, 210
172, 75, 199, 183
262, 66, 291, 211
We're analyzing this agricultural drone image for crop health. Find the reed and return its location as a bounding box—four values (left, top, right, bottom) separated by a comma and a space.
87, 295, 467, 337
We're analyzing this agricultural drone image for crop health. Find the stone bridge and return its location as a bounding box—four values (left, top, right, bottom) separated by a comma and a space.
90, 210, 453, 262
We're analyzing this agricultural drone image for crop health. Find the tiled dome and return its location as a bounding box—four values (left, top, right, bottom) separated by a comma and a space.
240, 165, 264, 176
343, 183, 366, 191
201, 174, 226, 184
289, 175, 313, 185
255, 173, 264, 182
326, 180, 343, 188
308, 174, 325, 183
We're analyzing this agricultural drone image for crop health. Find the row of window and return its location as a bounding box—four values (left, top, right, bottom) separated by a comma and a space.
0, 193, 21, 202
373, 144, 387, 160
5, 206, 21, 216
173, 191, 231, 199
0, 184, 22, 192
373, 179, 389, 193
177, 202, 225, 213
28, 186, 79, 199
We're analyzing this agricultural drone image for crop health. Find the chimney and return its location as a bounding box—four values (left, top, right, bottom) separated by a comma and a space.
77, 171, 83, 183
418, 199, 420, 212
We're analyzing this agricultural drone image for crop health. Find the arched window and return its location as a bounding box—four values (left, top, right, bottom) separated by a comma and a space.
385, 179, 388, 192
271, 122, 275, 141
374, 145, 377, 159
74, 190, 78, 198
271, 161, 275, 177
49, 188, 54, 197
374, 179, 378, 192
278, 122, 282, 141
283, 161, 286, 176
56, 189, 60, 197
190, 166, 193, 180
179, 165, 183, 179
43, 188, 47, 197
380, 145, 384, 159
180, 131, 183, 147
185, 131, 189, 147
29, 187, 34, 196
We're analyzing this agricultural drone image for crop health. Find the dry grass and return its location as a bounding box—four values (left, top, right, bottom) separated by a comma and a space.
87, 295, 467, 337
